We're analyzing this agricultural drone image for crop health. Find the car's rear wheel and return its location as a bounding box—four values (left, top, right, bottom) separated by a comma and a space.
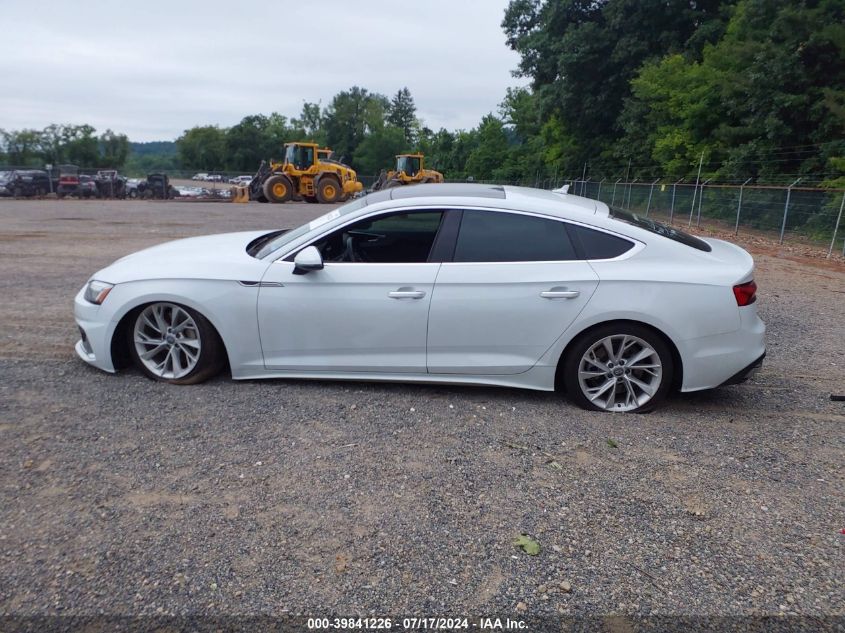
563, 323, 673, 413
128, 302, 224, 385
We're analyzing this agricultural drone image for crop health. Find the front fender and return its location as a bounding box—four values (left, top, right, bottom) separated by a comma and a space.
101, 279, 265, 377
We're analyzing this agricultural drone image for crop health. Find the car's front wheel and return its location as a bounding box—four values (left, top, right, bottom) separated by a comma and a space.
128, 302, 224, 384
563, 323, 673, 413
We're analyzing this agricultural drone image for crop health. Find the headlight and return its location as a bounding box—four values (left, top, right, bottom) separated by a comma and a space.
84, 280, 114, 304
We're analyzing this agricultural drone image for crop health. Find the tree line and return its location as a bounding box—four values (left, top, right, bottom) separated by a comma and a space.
0, 125, 130, 169
2, 1, 842, 184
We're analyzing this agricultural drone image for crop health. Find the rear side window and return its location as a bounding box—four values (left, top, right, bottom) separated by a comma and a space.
569, 224, 634, 259
453, 210, 577, 262
611, 209, 712, 252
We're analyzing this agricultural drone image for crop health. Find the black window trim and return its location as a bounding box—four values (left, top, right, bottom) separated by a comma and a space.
279, 205, 642, 265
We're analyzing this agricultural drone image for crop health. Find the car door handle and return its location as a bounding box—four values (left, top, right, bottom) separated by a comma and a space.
388, 289, 426, 299
540, 288, 580, 299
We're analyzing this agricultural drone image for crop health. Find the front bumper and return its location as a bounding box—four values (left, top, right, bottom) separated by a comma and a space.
73, 286, 116, 372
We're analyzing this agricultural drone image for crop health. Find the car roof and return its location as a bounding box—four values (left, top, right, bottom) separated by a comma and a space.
361, 183, 607, 218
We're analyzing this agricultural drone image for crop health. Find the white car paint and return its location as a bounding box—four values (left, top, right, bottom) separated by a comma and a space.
74, 184, 765, 401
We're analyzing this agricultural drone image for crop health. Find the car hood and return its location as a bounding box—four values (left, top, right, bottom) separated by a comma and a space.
95, 230, 274, 284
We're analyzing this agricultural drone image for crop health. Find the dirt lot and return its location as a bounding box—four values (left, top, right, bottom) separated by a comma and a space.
0, 198, 843, 624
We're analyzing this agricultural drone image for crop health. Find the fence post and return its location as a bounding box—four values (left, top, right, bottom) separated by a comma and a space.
669, 180, 681, 224
779, 178, 802, 244
687, 153, 704, 227
581, 178, 590, 197
611, 179, 621, 207
645, 179, 660, 217
734, 177, 752, 235
626, 179, 637, 210
695, 178, 711, 227
597, 179, 605, 202
828, 190, 845, 258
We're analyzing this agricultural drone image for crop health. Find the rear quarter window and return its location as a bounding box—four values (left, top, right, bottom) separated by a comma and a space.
569, 224, 634, 259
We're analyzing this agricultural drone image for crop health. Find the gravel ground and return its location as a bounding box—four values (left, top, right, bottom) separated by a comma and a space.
0, 198, 843, 625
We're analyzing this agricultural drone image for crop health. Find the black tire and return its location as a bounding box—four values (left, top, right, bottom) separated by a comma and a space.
13, 187, 22, 198
316, 177, 342, 203
57, 191, 65, 199
562, 322, 674, 414
303, 195, 319, 204
255, 194, 268, 203
263, 174, 293, 203
127, 303, 225, 385
128, 189, 138, 199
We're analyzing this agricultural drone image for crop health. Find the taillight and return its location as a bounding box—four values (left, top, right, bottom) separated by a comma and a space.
733, 280, 757, 306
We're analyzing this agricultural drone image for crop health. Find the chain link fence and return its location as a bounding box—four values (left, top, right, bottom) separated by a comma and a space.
452, 176, 845, 259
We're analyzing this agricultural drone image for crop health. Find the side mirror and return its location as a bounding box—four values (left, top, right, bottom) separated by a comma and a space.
292, 245, 324, 275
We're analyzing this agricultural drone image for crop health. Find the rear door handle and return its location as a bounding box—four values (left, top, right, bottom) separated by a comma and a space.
540, 288, 580, 299
388, 289, 426, 299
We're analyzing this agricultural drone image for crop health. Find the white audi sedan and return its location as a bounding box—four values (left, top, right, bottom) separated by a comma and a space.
74, 184, 765, 413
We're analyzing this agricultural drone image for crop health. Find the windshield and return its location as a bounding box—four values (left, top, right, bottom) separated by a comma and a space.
285, 144, 314, 169
252, 197, 368, 259
610, 209, 712, 252
397, 156, 421, 176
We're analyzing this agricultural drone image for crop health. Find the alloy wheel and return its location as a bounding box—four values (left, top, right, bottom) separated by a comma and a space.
577, 334, 663, 412
133, 303, 201, 380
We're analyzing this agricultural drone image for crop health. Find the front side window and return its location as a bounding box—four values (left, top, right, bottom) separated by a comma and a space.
312, 211, 444, 263
453, 210, 577, 262
251, 198, 368, 259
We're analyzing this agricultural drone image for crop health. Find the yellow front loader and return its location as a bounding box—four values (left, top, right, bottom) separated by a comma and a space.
245, 142, 363, 204
372, 154, 444, 190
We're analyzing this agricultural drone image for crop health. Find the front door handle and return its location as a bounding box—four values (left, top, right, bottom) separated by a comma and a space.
540, 288, 580, 299
388, 289, 426, 300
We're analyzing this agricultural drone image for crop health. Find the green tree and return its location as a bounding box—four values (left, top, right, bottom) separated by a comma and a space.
353, 126, 408, 176
99, 129, 130, 168
39, 124, 67, 165
291, 102, 325, 145
61, 125, 100, 167
2, 129, 43, 165
502, 0, 727, 163
465, 115, 509, 180
620, 0, 845, 181
324, 86, 390, 166
387, 87, 418, 144
176, 125, 227, 170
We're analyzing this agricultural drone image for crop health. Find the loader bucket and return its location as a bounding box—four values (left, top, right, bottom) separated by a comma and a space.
232, 186, 250, 203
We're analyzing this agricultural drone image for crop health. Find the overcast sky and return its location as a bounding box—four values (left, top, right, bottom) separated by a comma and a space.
0, 0, 526, 142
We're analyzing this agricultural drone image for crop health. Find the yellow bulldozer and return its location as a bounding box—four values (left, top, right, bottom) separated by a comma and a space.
245, 142, 363, 204
372, 153, 444, 191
